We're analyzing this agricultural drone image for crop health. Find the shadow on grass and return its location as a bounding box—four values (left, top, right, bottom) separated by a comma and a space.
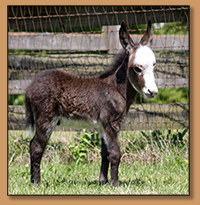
43, 177, 145, 188
119, 178, 145, 186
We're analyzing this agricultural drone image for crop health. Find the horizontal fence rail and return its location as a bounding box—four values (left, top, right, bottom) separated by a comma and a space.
8, 31, 189, 52
8, 103, 189, 131
8, 51, 189, 80
8, 6, 189, 131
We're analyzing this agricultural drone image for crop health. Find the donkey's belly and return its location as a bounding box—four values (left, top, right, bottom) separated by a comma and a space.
59, 116, 103, 130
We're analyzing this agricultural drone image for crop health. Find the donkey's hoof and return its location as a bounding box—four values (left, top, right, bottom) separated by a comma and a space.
99, 179, 108, 185
110, 180, 119, 186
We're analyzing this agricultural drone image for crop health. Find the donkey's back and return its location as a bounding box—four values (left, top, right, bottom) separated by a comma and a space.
26, 19, 157, 186
26, 68, 126, 134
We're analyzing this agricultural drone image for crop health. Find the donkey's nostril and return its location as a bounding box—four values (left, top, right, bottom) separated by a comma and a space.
148, 89, 153, 95
148, 89, 157, 96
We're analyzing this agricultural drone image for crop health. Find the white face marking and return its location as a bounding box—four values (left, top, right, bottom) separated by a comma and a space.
133, 46, 158, 98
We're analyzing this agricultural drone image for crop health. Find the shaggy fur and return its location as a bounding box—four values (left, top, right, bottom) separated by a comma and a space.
26, 19, 157, 186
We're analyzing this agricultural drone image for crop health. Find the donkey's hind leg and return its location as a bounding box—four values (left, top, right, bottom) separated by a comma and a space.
30, 128, 49, 184
30, 117, 57, 184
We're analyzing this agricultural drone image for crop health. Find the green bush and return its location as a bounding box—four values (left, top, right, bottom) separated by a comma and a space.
68, 130, 100, 162
8, 94, 25, 106
140, 129, 188, 148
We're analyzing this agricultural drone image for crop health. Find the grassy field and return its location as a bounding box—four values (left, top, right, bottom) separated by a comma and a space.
8, 129, 189, 195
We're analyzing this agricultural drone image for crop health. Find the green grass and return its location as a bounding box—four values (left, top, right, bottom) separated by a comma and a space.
135, 87, 189, 104
8, 130, 189, 195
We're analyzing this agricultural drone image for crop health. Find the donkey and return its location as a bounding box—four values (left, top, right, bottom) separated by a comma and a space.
25, 19, 158, 186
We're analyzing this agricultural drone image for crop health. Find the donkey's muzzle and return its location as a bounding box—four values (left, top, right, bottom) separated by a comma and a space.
148, 89, 158, 98
142, 87, 158, 98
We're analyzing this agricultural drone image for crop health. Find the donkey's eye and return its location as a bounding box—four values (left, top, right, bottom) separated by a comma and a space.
134, 66, 142, 74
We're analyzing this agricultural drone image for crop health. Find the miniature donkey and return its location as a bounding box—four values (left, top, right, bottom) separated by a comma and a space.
25, 19, 158, 186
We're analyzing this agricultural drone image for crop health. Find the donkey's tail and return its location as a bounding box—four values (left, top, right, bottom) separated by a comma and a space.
25, 94, 34, 136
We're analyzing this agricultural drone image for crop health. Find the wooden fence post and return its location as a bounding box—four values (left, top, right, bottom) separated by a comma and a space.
102, 25, 121, 54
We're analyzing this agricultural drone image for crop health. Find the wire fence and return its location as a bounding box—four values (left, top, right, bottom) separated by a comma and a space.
8, 6, 189, 131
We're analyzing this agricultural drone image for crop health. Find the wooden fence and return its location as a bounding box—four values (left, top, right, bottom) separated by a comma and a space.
8, 103, 189, 131
8, 29, 189, 52
8, 6, 189, 131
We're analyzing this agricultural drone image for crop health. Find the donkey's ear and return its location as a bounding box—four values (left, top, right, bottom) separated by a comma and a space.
139, 19, 153, 46
119, 21, 135, 53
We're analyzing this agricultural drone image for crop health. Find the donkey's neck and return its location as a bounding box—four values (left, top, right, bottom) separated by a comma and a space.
126, 80, 137, 113
112, 53, 138, 114
115, 52, 137, 113
115, 77, 138, 113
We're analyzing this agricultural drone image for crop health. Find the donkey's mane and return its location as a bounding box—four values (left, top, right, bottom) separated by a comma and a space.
99, 50, 128, 79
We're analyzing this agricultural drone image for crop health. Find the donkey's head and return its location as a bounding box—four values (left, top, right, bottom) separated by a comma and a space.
119, 19, 158, 98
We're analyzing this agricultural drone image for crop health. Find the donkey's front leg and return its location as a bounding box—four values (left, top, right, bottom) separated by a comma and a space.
99, 134, 109, 185
108, 136, 121, 186
102, 128, 121, 186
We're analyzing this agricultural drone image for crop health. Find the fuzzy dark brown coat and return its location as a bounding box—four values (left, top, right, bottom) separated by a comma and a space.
26, 19, 157, 186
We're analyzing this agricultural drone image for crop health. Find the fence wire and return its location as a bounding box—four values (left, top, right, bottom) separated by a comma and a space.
8, 6, 189, 131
